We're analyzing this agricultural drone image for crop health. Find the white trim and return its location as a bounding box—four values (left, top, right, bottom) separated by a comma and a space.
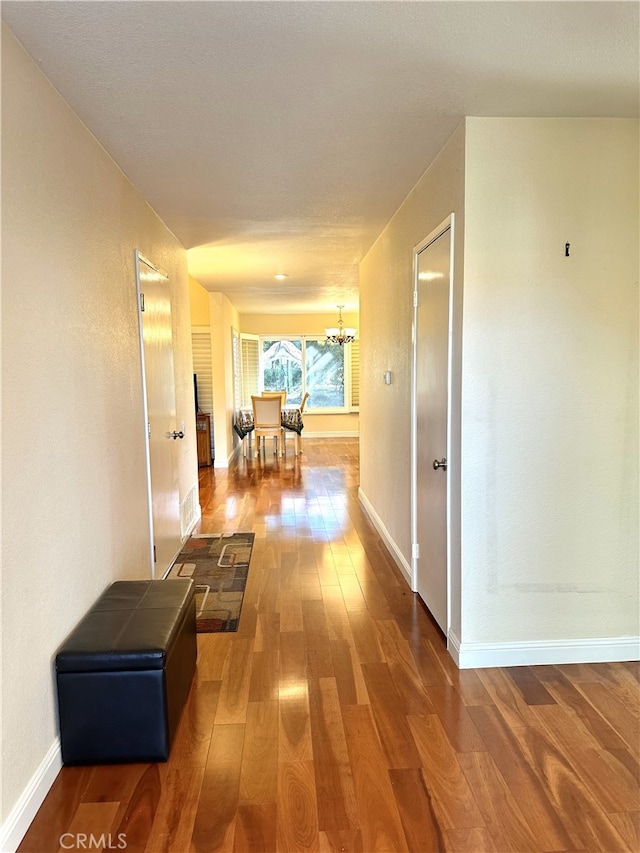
358, 487, 412, 587
301, 430, 359, 438
0, 738, 62, 853
134, 250, 157, 578
448, 633, 640, 669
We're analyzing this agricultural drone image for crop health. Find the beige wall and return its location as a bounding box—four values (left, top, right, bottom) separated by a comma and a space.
1, 24, 198, 835
188, 279, 240, 466
359, 123, 466, 632
240, 312, 360, 437
210, 292, 240, 465
359, 117, 639, 659
462, 118, 639, 645
189, 274, 210, 325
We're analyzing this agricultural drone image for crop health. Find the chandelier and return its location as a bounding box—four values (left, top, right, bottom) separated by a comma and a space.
325, 305, 356, 345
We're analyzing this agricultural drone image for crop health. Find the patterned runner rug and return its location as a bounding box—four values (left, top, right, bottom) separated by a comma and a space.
166, 533, 254, 632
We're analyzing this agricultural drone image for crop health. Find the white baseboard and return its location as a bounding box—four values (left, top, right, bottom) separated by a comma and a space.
448, 632, 640, 669
302, 430, 359, 438
357, 487, 412, 587
1, 737, 62, 853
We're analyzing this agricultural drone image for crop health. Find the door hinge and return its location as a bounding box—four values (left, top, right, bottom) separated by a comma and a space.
412, 543, 420, 559
153, 545, 157, 563
413, 290, 419, 308
140, 292, 145, 312
147, 421, 151, 439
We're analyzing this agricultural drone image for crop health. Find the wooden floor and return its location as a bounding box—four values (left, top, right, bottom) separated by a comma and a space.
19, 439, 639, 852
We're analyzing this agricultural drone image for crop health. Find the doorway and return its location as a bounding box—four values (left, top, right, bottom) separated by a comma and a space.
135, 251, 182, 576
411, 218, 453, 634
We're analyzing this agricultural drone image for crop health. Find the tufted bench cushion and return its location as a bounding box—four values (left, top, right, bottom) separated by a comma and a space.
56, 579, 196, 765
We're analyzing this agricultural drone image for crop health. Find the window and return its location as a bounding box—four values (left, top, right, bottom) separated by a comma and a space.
306, 340, 345, 408
234, 333, 359, 413
262, 339, 302, 403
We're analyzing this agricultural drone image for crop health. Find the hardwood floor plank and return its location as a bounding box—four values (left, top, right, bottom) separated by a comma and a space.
330, 639, 360, 707
466, 704, 575, 851
342, 705, 409, 852
196, 634, 231, 681
55, 803, 120, 853
361, 662, 422, 769
407, 715, 485, 830
444, 826, 499, 852
608, 811, 640, 851
233, 803, 277, 853
511, 722, 633, 852
255, 611, 281, 651
388, 767, 447, 852
427, 684, 487, 753
170, 680, 221, 766
530, 703, 639, 813
279, 588, 304, 633
239, 701, 279, 804
190, 724, 244, 853
504, 666, 558, 706
574, 681, 640, 756
308, 677, 359, 832
456, 751, 540, 852
215, 638, 254, 724
248, 649, 280, 702
374, 620, 437, 715
143, 765, 206, 853
476, 668, 537, 729
279, 687, 314, 762
276, 761, 320, 853
17, 767, 95, 852
538, 667, 629, 750
347, 611, 385, 664
318, 829, 364, 853
279, 631, 307, 682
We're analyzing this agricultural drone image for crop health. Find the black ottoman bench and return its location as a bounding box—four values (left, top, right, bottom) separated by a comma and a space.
56, 579, 196, 765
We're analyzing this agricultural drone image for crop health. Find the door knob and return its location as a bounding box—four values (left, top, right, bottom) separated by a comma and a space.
432, 458, 447, 471
171, 431, 185, 440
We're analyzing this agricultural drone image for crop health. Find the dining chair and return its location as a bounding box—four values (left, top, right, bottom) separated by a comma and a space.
262, 390, 287, 406
251, 395, 283, 456
283, 391, 310, 456
261, 391, 287, 448
295, 392, 310, 455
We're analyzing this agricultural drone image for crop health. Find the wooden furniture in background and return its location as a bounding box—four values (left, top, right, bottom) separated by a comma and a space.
195, 413, 211, 467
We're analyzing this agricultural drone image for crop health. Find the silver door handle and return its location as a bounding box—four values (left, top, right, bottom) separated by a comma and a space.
432, 458, 447, 470
171, 431, 185, 440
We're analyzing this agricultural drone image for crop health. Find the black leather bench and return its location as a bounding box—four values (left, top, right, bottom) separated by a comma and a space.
56, 579, 196, 765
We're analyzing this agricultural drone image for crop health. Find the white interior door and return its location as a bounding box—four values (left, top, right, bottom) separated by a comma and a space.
136, 252, 181, 576
413, 224, 452, 633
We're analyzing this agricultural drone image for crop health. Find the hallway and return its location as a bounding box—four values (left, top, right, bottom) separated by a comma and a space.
18, 439, 639, 852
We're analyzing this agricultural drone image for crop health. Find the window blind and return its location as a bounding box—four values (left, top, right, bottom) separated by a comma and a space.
350, 339, 360, 409
240, 335, 259, 407
191, 330, 214, 415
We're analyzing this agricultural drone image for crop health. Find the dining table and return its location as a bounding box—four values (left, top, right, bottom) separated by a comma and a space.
233, 405, 304, 442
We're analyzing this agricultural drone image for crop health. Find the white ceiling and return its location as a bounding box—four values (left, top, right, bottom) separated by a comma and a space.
2, 1, 638, 314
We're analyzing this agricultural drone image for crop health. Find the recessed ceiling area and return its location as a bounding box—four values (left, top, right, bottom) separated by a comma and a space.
2, 1, 638, 314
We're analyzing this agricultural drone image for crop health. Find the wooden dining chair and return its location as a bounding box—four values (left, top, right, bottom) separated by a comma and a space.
251, 395, 283, 456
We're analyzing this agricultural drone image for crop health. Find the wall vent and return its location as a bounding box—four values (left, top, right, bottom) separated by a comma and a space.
180, 485, 199, 538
